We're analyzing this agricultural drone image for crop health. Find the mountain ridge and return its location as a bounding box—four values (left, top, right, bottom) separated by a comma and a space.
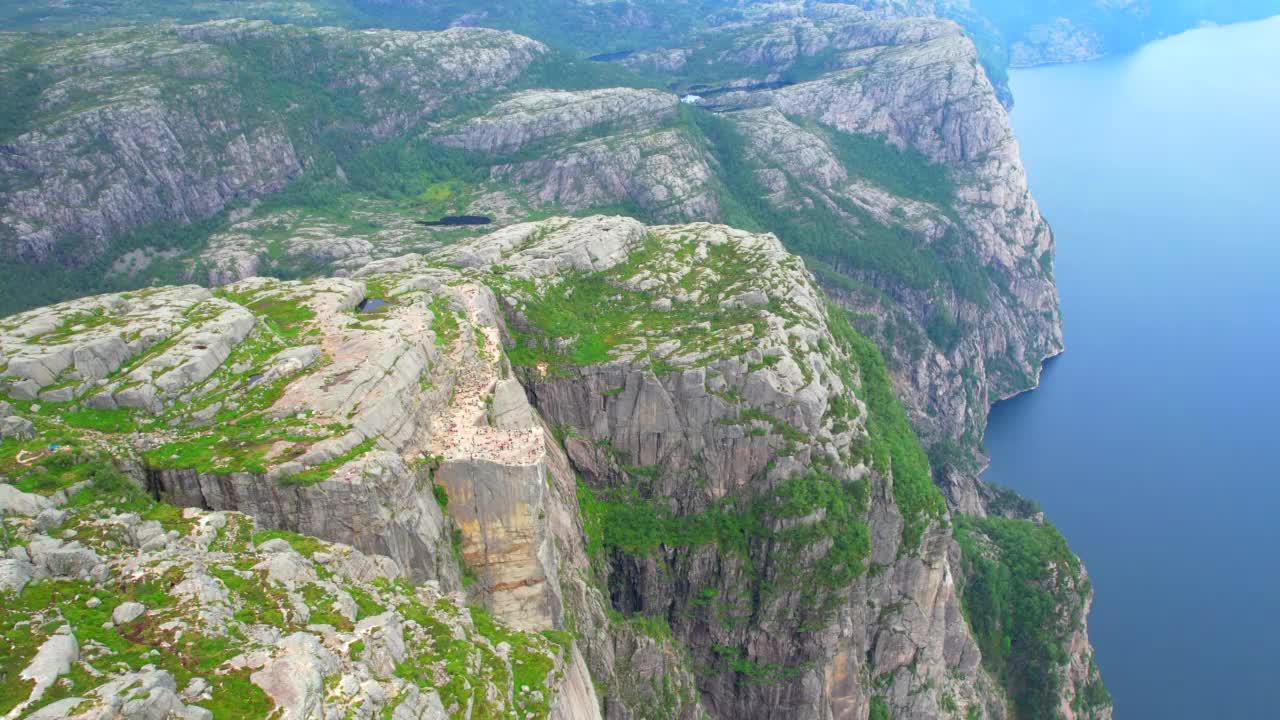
0, 3, 1112, 719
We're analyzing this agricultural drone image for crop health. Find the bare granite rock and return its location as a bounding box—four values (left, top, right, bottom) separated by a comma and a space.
436, 88, 678, 155
0, 21, 546, 267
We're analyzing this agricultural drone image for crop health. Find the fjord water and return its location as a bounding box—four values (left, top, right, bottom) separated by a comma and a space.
986, 17, 1280, 719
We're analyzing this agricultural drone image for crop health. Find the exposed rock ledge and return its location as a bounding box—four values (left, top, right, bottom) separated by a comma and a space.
0, 215, 1104, 720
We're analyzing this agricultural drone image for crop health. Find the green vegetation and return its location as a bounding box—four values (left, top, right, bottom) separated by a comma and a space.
1, 453, 564, 719
395, 600, 561, 719
0, 58, 49, 143
579, 483, 755, 556
925, 304, 963, 351
617, 611, 674, 642
59, 406, 142, 433
579, 464, 872, 596
429, 295, 462, 348
217, 288, 316, 340
0, 0, 373, 33
676, 30, 844, 89
826, 303, 945, 549
0, 459, 275, 717
954, 514, 1101, 720
710, 644, 810, 686
0, 577, 272, 717
0, 24, 504, 316
252, 528, 326, 557
819, 123, 955, 206
0, 213, 227, 317
681, 108, 991, 308
360, 0, 726, 56
348, 586, 386, 620
277, 438, 377, 487
14, 452, 122, 494
870, 695, 892, 720
501, 231, 810, 374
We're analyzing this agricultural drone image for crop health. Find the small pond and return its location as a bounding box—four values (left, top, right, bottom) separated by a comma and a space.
357, 297, 389, 313
416, 215, 492, 227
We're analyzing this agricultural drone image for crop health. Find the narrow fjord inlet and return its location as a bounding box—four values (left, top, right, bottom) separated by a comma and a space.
986, 16, 1280, 719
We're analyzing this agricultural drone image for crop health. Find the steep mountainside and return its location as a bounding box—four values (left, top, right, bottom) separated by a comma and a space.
681, 11, 1061, 507
1, 217, 1107, 720
406, 7, 1061, 506
0, 21, 544, 286
1, 10, 1063, 504
0, 3, 1113, 718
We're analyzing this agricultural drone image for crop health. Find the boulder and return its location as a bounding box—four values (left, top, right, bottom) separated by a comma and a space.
353, 612, 406, 679
73, 335, 132, 380
34, 507, 67, 532
0, 415, 35, 440
0, 557, 34, 594
17, 626, 79, 711
250, 632, 339, 720
112, 601, 147, 625
27, 537, 101, 579
0, 483, 52, 516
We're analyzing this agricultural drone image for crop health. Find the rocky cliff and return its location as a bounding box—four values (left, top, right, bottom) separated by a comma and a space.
1, 216, 1106, 719
434, 8, 1064, 507
0, 21, 544, 267
0, 476, 583, 720
0, 4, 1111, 718
1, 12, 1063, 481
695, 14, 1064, 508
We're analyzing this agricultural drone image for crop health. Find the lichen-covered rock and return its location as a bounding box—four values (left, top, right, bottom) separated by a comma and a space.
492, 127, 722, 222
0, 489, 592, 720
437, 88, 678, 155
433, 216, 981, 719
0, 214, 1101, 719
0, 21, 546, 266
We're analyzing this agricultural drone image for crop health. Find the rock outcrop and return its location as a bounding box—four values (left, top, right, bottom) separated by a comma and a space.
698, 17, 1063, 507
0, 0, 1113, 713
0, 20, 545, 266
439, 216, 989, 719
436, 88, 679, 156
452, 9, 1064, 509
0, 486, 588, 720
0, 214, 1108, 718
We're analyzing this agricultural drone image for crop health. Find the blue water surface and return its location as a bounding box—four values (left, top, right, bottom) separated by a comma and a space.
985, 16, 1280, 720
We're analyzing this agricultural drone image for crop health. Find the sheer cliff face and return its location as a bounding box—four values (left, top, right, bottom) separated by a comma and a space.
440, 216, 984, 718
0, 215, 1107, 715
0, 216, 1105, 719
0, 7, 1107, 719
701, 18, 1064, 506
423, 12, 1061, 504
